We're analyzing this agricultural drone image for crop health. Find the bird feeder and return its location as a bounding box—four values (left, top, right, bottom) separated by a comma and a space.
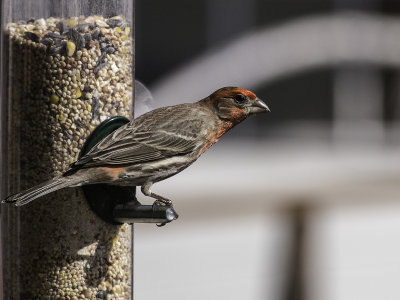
1, 0, 135, 298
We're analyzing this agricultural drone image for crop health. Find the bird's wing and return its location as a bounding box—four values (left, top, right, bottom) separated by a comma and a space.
76, 130, 200, 167
73, 106, 208, 168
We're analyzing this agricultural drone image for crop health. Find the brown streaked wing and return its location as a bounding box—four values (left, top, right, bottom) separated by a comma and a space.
74, 112, 207, 168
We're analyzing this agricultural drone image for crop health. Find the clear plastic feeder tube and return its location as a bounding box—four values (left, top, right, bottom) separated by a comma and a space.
1, 0, 134, 298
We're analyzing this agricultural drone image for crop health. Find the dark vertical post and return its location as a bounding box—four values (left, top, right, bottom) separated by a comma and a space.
283, 205, 307, 300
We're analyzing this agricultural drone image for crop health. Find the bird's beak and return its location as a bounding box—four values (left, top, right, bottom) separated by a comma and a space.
249, 98, 270, 114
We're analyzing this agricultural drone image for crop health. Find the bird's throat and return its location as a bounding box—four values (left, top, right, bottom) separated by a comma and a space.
200, 121, 234, 155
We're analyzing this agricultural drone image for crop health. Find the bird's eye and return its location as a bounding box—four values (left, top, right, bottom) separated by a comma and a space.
234, 94, 246, 104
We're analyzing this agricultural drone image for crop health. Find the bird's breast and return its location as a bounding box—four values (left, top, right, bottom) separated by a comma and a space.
200, 121, 233, 154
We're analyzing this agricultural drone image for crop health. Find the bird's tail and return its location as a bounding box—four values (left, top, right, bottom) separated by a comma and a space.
2, 175, 81, 206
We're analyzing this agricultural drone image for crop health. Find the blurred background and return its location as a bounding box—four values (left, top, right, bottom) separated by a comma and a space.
133, 1, 400, 299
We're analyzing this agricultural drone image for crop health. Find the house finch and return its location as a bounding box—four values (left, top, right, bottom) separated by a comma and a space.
3, 86, 270, 207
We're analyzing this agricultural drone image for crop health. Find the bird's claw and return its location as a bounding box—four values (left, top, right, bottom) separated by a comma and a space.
163, 199, 173, 206
152, 199, 172, 207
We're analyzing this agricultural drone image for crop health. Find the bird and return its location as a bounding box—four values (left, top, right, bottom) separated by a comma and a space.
3, 86, 270, 207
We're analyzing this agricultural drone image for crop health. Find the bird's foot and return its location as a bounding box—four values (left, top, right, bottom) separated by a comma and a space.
152, 198, 172, 207
159, 198, 173, 206
141, 184, 173, 206
151, 194, 173, 206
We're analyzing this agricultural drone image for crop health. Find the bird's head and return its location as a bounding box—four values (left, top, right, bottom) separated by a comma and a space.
208, 87, 270, 123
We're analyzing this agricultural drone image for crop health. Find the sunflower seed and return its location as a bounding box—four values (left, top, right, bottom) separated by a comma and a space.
41, 38, 54, 47
56, 21, 66, 34
83, 33, 92, 47
91, 28, 101, 40
93, 62, 108, 74
105, 47, 115, 54
106, 18, 123, 28
68, 28, 85, 50
76, 23, 90, 33
24, 31, 39, 43
44, 32, 65, 40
